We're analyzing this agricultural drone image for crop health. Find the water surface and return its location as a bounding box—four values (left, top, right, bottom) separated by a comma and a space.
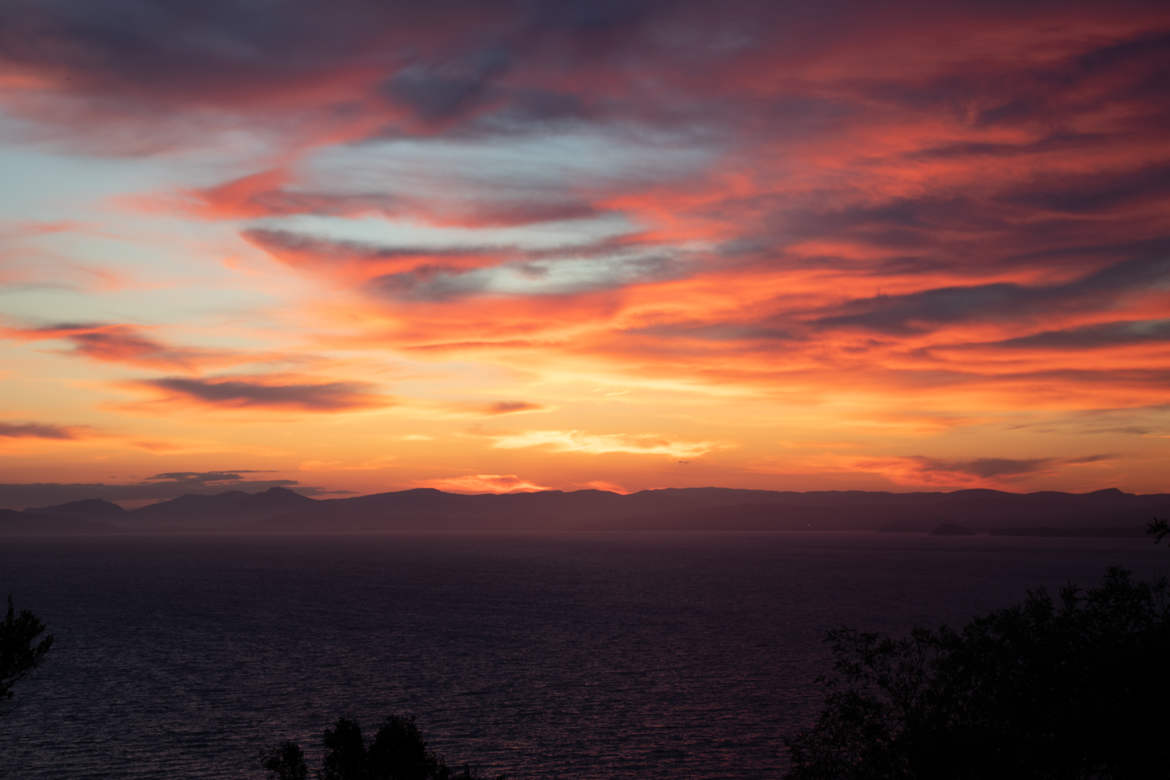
2, 532, 1165, 778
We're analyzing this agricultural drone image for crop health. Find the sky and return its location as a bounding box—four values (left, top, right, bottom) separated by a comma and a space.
1, 0, 1169, 505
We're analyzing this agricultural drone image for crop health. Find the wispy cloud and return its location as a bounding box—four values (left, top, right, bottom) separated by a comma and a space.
853, 454, 1116, 488
0, 421, 88, 440
490, 430, 721, 458
127, 375, 389, 412
478, 400, 544, 415
155, 166, 606, 227
414, 473, 552, 494
1, 321, 237, 371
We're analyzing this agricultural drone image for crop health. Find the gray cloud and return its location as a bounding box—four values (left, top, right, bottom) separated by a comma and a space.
369, 265, 493, 302
482, 400, 543, 414
367, 252, 687, 302
243, 228, 511, 264
908, 132, 1111, 161
998, 163, 1170, 215
146, 470, 270, 484
967, 319, 1170, 351
0, 472, 335, 510
383, 48, 512, 124
0, 422, 83, 440
626, 321, 795, 342
3, 321, 226, 370
816, 255, 1170, 334
139, 376, 387, 411
910, 454, 1113, 480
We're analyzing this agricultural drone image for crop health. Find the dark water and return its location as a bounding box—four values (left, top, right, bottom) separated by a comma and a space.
1, 532, 1166, 779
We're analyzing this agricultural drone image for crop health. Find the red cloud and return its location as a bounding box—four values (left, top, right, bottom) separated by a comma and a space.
241, 228, 515, 283
145, 166, 607, 228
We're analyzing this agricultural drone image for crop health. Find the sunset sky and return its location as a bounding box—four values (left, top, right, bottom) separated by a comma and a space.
1, 0, 1168, 505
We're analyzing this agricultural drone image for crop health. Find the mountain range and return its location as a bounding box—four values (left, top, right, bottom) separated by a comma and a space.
2, 486, 1169, 536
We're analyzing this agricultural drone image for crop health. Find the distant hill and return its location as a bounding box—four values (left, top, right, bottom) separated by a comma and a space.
1, 485, 1167, 536
27, 498, 126, 518
0, 506, 114, 535
123, 486, 316, 531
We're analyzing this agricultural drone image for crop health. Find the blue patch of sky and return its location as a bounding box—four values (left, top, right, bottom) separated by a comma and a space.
248, 212, 633, 251
0, 123, 271, 222
257, 125, 717, 251
311, 126, 714, 193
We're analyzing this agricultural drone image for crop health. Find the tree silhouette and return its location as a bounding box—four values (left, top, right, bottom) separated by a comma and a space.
263, 715, 503, 780
785, 566, 1170, 778
0, 595, 54, 703
365, 715, 442, 780
322, 718, 369, 780
262, 741, 308, 780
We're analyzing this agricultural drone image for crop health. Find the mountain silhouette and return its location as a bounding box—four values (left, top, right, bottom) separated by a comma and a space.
1, 506, 114, 534
27, 498, 126, 518
2, 486, 1168, 536
126, 486, 316, 531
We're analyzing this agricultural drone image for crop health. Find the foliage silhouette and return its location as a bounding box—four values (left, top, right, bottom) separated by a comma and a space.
0, 594, 54, 703
263, 741, 308, 780
366, 715, 443, 780
322, 718, 369, 780
262, 715, 504, 780
1148, 516, 1169, 545
785, 564, 1170, 779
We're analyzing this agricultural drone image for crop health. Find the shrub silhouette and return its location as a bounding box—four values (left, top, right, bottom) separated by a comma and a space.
785, 565, 1170, 779
0, 594, 53, 704
262, 715, 503, 780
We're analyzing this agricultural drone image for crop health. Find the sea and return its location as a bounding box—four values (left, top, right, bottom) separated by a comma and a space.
1, 532, 1166, 779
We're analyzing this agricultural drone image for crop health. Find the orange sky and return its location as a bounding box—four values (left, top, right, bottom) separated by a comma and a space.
1, 0, 1169, 506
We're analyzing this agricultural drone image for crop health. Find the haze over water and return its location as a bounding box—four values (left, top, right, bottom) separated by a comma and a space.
4, 532, 1166, 778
